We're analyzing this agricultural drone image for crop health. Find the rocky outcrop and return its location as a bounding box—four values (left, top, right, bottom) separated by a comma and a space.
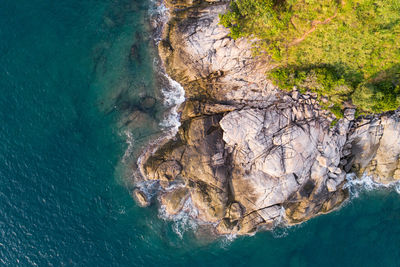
220, 102, 351, 227
158, 0, 276, 105
348, 113, 400, 183
133, 189, 151, 207
136, 0, 400, 235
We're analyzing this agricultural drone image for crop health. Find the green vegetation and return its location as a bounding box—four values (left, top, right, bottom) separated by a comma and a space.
220, 0, 400, 114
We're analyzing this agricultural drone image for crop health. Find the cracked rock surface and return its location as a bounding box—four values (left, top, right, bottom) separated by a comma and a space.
137, 0, 400, 235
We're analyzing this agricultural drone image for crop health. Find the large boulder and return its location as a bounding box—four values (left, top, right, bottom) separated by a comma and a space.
220, 102, 349, 225
133, 189, 150, 207
349, 112, 400, 184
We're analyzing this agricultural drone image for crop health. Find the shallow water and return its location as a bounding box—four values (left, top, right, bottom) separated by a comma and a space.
1, 0, 400, 266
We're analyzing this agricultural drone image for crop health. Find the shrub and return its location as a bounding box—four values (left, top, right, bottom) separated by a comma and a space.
352, 80, 400, 113
269, 65, 351, 99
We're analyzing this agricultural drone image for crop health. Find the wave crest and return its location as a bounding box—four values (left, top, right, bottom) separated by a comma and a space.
158, 196, 199, 239
159, 75, 185, 133
345, 173, 400, 198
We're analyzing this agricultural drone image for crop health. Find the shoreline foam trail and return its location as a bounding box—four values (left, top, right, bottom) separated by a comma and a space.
130, 0, 189, 211
158, 196, 199, 239
345, 173, 400, 198
159, 73, 185, 132
147, 0, 185, 135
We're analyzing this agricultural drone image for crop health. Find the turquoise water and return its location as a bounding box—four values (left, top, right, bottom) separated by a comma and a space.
1, 0, 400, 266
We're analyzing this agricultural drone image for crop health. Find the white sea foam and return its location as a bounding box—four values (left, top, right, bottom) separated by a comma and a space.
158, 196, 199, 239
135, 180, 160, 200
270, 206, 289, 238
131, 0, 185, 174
122, 130, 135, 163
217, 234, 237, 249
395, 183, 400, 194
159, 74, 186, 134
147, 0, 186, 135
118, 207, 126, 214
345, 173, 400, 198
148, 0, 169, 42
271, 226, 289, 238
123, 0, 191, 239
148, 0, 168, 16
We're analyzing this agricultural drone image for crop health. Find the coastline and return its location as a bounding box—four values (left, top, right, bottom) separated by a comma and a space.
134, 0, 400, 236
133, 0, 186, 204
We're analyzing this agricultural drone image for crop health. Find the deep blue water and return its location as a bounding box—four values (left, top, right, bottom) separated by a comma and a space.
1, 0, 400, 266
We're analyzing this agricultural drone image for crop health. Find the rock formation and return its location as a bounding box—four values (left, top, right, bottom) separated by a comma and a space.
136, 0, 400, 235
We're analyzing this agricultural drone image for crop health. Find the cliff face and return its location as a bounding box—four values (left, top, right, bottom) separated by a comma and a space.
137, 0, 400, 235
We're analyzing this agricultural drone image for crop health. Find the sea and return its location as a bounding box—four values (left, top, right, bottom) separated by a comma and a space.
1, 0, 400, 266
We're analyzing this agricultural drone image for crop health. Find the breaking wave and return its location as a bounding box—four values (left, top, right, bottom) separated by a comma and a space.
159, 74, 185, 133
125, 0, 185, 170
148, 0, 169, 42
148, 0, 185, 133
158, 194, 199, 239
122, 130, 135, 163
345, 173, 400, 198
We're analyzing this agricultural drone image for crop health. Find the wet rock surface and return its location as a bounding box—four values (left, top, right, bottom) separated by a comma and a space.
136, 0, 400, 235
133, 189, 151, 207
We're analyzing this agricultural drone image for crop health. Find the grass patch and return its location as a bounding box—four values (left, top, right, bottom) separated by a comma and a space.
220, 0, 400, 114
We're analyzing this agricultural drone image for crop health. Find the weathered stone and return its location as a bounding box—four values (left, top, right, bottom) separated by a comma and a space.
304, 104, 314, 118
328, 172, 338, 179
342, 149, 352, 157
291, 90, 300, 100
202, 103, 237, 115
156, 160, 182, 182
344, 108, 356, 121
349, 114, 400, 184
133, 189, 150, 207
216, 219, 238, 235
328, 166, 342, 175
226, 202, 243, 221
257, 205, 282, 223
160, 187, 189, 215
336, 172, 346, 184
237, 212, 265, 235
316, 155, 329, 168
393, 169, 400, 180
211, 152, 225, 167
190, 183, 228, 223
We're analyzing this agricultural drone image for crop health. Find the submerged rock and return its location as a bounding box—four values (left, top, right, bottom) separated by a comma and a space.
140, 96, 156, 110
